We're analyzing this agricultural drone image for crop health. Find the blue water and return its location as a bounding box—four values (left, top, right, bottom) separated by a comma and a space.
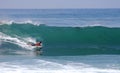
0, 9, 120, 73
0, 9, 120, 27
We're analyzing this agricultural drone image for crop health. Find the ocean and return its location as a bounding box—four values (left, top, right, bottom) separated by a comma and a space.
0, 9, 120, 73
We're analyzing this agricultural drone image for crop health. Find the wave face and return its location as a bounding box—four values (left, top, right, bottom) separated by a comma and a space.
0, 23, 120, 55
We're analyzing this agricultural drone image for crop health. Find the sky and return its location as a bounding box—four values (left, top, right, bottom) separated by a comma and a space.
0, 0, 120, 9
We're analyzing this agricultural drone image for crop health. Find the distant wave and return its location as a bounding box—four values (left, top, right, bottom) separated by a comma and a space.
0, 19, 119, 28
0, 20, 42, 26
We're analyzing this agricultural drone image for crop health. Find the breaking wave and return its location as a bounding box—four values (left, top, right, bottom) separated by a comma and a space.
0, 20, 42, 26
0, 23, 120, 55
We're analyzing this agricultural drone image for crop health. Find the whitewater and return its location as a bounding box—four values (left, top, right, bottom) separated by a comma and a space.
0, 9, 120, 73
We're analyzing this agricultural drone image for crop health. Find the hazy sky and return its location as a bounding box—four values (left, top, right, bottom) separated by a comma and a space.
0, 0, 120, 9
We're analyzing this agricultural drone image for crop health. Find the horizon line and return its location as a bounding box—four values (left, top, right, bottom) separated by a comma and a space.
0, 8, 120, 9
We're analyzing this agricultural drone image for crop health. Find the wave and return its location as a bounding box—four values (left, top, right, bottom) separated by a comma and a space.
0, 19, 119, 28
0, 23, 120, 55
0, 55, 120, 73
0, 20, 42, 26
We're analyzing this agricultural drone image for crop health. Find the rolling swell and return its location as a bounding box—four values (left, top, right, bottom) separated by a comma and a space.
0, 23, 120, 55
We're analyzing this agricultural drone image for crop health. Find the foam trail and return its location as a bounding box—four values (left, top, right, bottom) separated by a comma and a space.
0, 32, 36, 50
23, 37, 36, 44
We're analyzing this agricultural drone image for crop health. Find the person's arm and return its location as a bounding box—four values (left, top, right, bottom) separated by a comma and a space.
27, 42, 35, 46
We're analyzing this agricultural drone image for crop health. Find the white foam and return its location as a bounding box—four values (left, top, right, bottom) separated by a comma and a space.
0, 32, 36, 50
0, 20, 42, 26
0, 19, 118, 28
23, 37, 36, 44
0, 20, 14, 25
0, 59, 120, 73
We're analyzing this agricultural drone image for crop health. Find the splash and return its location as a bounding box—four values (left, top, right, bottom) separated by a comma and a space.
0, 32, 36, 50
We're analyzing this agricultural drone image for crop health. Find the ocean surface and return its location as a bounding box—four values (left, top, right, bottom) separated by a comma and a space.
0, 9, 120, 73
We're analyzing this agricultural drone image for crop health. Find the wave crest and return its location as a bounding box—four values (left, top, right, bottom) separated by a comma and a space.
0, 20, 43, 26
